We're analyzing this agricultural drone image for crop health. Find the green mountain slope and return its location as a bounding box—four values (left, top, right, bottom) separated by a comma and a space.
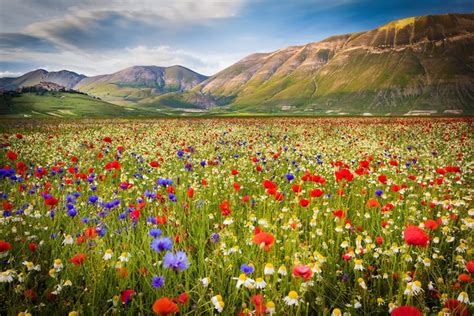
74, 65, 208, 106
179, 13, 474, 115
0, 91, 155, 118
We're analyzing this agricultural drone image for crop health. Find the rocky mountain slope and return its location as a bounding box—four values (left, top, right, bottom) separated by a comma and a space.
178, 13, 474, 115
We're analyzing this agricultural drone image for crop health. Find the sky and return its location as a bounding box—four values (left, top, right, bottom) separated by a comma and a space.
0, 0, 473, 77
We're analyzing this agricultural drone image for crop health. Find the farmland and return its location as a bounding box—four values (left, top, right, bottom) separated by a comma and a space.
0, 118, 472, 315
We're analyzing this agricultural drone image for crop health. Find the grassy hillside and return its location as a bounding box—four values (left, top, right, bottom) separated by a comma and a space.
0, 92, 155, 118
191, 13, 474, 115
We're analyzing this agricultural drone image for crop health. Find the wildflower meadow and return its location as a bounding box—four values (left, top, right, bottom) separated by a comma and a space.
0, 118, 472, 316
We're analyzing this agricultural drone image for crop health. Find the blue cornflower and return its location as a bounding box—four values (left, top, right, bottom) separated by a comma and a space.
151, 237, 173, 253
163, 251, 189, 271
240, 264, 254, 274
151, 276, 165, 289
177, 150, 184, 157
67, 209, 77, 217
375, 190, 383, 197
149, 228, 162, 238
210, 233, 220, 243
88, 195, 99, 204
285, 174, 294, 181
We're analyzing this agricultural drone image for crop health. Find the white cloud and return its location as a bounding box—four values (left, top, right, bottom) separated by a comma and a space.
0, 71, 23, 78
0, 44, 245, 76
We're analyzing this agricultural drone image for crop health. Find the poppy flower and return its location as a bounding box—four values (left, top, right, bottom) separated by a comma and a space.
253, 232, 275, 251
0, 240, 11, 252
424, 219, 438, 230
390, 306, 422, 316
6, 150, 17, 161
103, 137, 112, 143
152, 297, 179, 315
333, 209, 345, 218
403, 225, 429, 247
466, 260, 474, 274
292, 184, 302, 193
70, 253, 86, 265
121, 289, 135, 304
299, 198, 310, 207
149, 161, 160, 168
310, 188, 324, 197
366, 198, 380, 208
378, 175, 387, 184
292, 265, 313, 280
444, 299, 468, 316
176, 292, 188, 304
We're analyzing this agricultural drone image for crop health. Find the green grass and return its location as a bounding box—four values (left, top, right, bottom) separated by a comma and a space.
0, 92, 158, 118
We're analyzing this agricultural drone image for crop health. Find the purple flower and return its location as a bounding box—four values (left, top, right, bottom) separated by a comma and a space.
151, 237, 173, 253
67, 208, 77, 217
163, 251, 189, 271
152, 276, 165, 288
149, 228, 162, 238
88, 195, 99, 204
240, 264, 254, 274
210, 233, 220, 243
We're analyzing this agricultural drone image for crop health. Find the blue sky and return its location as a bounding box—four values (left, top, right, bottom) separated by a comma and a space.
0, 0, 473, 77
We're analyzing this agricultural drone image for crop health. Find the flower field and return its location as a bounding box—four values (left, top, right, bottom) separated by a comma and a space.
0, 118, 473, 316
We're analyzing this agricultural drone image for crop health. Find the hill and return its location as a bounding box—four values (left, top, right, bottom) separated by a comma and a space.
176, 13, 474, 115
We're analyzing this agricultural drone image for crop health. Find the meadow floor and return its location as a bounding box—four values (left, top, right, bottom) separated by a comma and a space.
0, 117, 473, 315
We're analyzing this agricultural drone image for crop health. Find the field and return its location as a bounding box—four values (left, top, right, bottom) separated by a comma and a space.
0, 118, 473, 315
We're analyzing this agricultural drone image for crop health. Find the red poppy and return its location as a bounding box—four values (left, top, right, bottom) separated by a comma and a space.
253, 232, 275, 251
121, 289, 135, 304
333, 209, 345, 218
335, 168, 353, 182
103, 136, 112, 143
152, 297, 179, 315
310, 188, 324, 197
299, 198, 310, 207
403, 225, 429, 247
6, 150, 17, 161
70, 253, 86, 265
252, 294, 266, 316
466, 260, 474, 274
444, 299, 468, 316
292, 265, 313, 280
176, 292, 188, 304
391, 306, 422, 316
458, 273, 470, 283
378, 174, 387, 184
85, 227, 97, 238
150, 161, 160, 168
233, 182, 241, 192
366, 198, 380, 208
424, 219, 438, 230
28, 242, 37, 252
274, 192, 284, 201
0, 240, 11, 252
292, 185, 302, 193
187, 187, 194, 198
44, 197, 58, 207
231, 169, 238, 175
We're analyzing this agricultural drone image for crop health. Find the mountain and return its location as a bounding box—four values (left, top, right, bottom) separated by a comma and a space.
0, 69, 86, 91
0, 66, 209, 107
74, 65, 208, 105
175, 12, 473, 115
1, 13, 473, 116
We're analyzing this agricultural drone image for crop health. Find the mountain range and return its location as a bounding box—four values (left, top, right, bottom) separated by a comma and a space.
1, 12, 473, 116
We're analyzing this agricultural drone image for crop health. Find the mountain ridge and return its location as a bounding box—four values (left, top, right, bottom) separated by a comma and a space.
1, 12, 473, 115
